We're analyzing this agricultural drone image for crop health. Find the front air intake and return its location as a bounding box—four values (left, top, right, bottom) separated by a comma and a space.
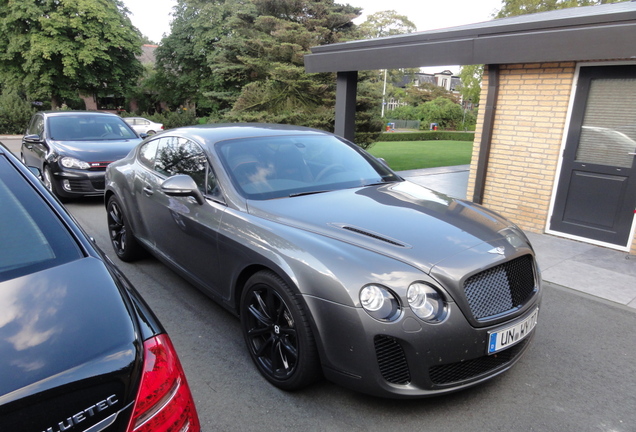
374, 335, 411, 385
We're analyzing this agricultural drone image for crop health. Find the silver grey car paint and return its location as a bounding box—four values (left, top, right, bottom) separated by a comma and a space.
105, 124, 542, 398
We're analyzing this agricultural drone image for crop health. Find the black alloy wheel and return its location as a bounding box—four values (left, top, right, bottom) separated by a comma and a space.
240, 271, 321, 391
107, 195, 144, 262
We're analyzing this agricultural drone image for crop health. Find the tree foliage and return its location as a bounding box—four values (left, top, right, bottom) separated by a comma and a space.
458, 64, 483, 106
155, 0, 382, 137
390, 97, 465, 131
0, 0, 143, 107
0, 89, 36, 134
357, 10, 416, 38
403, 82, 459, 106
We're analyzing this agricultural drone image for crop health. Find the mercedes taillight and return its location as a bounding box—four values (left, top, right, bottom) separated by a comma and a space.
127, 334, 200, 432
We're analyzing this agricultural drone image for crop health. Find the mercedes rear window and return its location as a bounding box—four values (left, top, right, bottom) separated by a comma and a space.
0, 157, 82, 282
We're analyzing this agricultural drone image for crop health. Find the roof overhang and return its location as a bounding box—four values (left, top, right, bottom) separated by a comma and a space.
305, 2, 636, 73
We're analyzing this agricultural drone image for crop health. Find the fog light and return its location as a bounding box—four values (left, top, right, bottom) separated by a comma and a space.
62, 179, 71, 191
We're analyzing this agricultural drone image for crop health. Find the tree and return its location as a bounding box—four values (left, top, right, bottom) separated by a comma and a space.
418, 97, 464, 130
153, 0, 239, 114
211, 0, 362, 115
357, 10, 416, 38
0, 0, 143, 108
404, 82, 459, 106
459, 64, 483, 106
355, 10, 418, 120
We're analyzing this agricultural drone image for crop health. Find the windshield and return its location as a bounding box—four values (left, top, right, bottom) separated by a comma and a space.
217, 134, 401, 200
48, 115, 138, 141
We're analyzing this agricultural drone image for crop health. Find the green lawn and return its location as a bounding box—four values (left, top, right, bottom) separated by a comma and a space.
367, 140, 473, 171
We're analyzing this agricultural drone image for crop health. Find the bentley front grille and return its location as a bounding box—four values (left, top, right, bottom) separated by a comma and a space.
463, 254, 536, 320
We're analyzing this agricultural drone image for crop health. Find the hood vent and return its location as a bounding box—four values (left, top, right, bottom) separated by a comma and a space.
333, 223, 410, 248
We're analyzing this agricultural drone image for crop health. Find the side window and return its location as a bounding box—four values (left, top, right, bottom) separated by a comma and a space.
155, 137, 217, 196
26, 115, 44, 136
138, 139, 159, 169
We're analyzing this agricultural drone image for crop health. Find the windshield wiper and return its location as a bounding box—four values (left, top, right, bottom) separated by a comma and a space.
289, 190, 330, 198
362, 179, 399, 187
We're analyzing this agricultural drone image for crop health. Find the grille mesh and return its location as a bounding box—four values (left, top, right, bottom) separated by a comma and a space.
429, 339, 528, 385
464, 255, 535, 320
374, 335, 411, 385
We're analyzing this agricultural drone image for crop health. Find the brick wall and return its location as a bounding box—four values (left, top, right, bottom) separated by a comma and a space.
468, 62, 575, 230
467, 62, 636, 255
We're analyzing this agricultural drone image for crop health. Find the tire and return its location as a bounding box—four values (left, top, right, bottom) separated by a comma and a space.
240, 270, 321, 391
107, 195, 145, 262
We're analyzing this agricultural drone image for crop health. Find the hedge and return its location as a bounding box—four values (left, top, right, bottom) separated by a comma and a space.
378, 131, 475, 142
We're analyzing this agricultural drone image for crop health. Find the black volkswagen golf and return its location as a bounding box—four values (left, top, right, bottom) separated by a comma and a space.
20, 111, 143, 201
0, 144, 200, 431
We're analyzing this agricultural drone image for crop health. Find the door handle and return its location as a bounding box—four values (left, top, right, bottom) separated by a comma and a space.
143, 186, 154, 196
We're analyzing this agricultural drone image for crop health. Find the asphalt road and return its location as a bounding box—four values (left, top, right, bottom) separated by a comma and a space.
3, 136, 636, 431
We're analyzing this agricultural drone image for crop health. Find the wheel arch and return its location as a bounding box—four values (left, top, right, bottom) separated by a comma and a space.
231, 260, 329, 369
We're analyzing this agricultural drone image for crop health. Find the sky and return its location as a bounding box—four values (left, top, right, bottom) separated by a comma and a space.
123, 0, 504, 73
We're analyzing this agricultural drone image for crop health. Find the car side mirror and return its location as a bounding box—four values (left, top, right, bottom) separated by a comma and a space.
377, 157, 389, 167
23, 134, 42, 144
161, 174, 205, 205
28, 166, 42, 179
139, 133, 149, 139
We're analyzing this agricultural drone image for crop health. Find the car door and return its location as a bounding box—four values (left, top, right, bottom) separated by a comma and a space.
138, 136, 227, 295
21, 114, 46, 168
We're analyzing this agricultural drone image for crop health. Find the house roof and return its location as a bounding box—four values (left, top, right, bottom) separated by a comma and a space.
139, 44, 158, 65
305, 2, 636, 73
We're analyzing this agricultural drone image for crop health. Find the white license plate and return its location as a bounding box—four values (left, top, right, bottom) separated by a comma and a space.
487, 308, 539, 354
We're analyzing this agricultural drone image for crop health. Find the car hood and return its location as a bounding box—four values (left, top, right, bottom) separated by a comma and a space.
247, 181, 524, 274
0, 258, 140, 430
51, 138, 141, 162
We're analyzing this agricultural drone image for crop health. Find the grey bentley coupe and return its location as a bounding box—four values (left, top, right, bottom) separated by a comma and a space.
105, 123, 541, 398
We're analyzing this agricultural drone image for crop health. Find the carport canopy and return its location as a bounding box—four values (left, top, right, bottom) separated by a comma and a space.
304, 2, 636, 140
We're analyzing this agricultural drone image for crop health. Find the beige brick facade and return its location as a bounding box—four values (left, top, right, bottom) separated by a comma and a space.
467, 62, 636, 255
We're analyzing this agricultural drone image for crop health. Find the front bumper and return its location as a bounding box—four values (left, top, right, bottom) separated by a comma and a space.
51, 166, 107, 197
305, 292, 541, 398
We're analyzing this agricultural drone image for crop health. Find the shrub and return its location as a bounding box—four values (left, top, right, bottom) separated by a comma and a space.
0, 90, 36, 134
378, 131, 475, 142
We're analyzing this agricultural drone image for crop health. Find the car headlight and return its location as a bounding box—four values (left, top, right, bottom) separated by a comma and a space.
407, 283, 447, 323
359, 285, 401, 322
60, 157, 91, 170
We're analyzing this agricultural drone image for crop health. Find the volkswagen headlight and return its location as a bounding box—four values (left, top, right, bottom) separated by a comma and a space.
60, 157, 91, 170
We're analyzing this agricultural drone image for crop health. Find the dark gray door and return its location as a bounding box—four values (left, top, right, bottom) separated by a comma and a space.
550, 65, 636, 246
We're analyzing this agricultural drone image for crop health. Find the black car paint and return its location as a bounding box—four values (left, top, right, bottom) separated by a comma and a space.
0, 144, 163, 431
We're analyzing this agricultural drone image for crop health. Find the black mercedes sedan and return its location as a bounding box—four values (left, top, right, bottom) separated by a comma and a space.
0, 144, 200, 431
105, 123, 542, 398
20, 111, 143, 201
